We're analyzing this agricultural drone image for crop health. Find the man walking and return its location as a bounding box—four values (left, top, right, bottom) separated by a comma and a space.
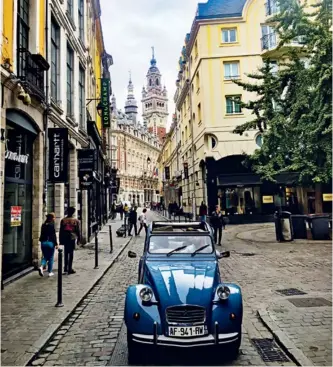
199, 201, 208, 222
128, 206, 138, 236
59, 207, 81, 274
210, 205, 225, 246
138, 208, 148, 235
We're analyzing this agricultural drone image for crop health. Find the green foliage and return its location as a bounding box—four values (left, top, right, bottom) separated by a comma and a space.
233, 0, 332, 185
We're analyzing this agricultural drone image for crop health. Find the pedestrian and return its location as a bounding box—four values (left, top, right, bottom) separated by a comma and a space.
59, 207, 81, 275
38, 213, 58, 277
199, 201, 208, 222
128, 206, 138, 236
111, 201, 117, 220
138, 208, 148, 235
210, 205, 225, 246
119, 203, 124, 220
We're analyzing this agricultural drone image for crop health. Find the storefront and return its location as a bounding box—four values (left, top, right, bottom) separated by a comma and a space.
2, 112, 37, 279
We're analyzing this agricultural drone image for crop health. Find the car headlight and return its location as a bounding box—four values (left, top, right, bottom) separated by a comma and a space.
139, 287, 153, 302
217, 285, 231, 300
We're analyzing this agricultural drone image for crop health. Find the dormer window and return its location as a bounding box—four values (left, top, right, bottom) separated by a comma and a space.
156, 79, 159, 86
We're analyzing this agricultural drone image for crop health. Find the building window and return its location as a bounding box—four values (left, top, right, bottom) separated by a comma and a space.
196, 72, 200, 91
194, 40, 198, 57
261, 25, 277, 50
198, 103, 202, 123
256, 134, 263, 147
224, 61, 240, 80
211, 137, 217, 149
67, 0, 73, 18
78, 0, 84, 41
17, 0, 30, 76
226, 96, 242, 114
51, 19, 60, 102
270, 60, 278, 74
66, 44, 74, 117
79, 66, 85, 129
222, 29, 237, 43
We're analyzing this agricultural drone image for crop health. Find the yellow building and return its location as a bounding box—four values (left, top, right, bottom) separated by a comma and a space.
170, 0, 310, 221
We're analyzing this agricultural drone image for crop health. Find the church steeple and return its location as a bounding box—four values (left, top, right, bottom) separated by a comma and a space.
124, 71, 138, 123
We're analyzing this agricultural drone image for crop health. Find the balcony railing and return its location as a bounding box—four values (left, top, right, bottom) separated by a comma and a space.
17, 48, 48, 101
261, 33, 277, 50
261, 33, 306, 51
265, 0, 280, 16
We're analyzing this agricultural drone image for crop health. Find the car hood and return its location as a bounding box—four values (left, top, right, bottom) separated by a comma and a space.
145, 260, 219, 309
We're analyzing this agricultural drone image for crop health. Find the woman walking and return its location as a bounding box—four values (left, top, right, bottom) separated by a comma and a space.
38, 213, 58, 277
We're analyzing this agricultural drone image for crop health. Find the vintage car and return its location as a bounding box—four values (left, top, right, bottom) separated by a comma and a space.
124, 221, 243, 364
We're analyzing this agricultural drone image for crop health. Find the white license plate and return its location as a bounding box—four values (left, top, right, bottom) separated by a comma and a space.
169, 325, 205, 337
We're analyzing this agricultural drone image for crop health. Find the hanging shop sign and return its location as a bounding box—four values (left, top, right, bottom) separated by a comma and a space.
78, 149, 95, 189
48, 128, 69, 183
165, 166, 170, 180
323, 193, 332, 202
101, 78, 111, 128
262, 195, 274, 204
183, 163, 189, 179
10, 206, 22, 227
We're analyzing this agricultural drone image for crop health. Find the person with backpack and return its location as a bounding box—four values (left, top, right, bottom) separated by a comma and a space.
128, 206, 138, 236
210, 205, 225, 246
38, 213, 58, 277
59, 207, 81, 274
138, 208, 148, 235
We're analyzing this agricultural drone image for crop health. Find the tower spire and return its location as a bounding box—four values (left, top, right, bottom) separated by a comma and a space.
150, 46, 156, 66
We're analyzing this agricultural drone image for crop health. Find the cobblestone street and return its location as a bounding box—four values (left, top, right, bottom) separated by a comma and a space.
3, 211, 331, 366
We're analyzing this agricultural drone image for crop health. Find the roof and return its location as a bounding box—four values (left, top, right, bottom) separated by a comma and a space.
196, 0, 247, 19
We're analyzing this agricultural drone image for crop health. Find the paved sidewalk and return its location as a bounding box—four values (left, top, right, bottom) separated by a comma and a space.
1, 217, 131, 367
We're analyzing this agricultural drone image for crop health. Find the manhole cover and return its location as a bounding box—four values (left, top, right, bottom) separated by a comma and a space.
276, 288, 307, 296
288, 297, 332, 308
240, 253, 256, 257
251, 338, 289, 363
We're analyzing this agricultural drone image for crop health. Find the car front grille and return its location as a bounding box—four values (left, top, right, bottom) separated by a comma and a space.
166, 305, 206, 325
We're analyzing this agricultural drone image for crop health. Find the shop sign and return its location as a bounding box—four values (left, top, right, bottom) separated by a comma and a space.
10, 206, 22, 227
48, 128, 69, 183
262, 195, 274, 204
78, 149, 95, 189
5, 149, 29, 164
323, 193, 332, 202
101, 78, 111, 128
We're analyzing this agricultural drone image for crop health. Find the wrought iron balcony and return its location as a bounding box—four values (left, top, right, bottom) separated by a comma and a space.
265, 0, 280, 16
17, 48, 49, 101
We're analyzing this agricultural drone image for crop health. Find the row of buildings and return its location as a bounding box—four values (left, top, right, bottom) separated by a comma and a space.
0, 0, 115, 281
158, 0, 332, 222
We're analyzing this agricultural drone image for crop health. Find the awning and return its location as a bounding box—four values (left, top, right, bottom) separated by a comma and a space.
217, 174, 262, 187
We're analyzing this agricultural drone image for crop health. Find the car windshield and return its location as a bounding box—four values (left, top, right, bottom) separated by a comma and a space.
148, 235, 213, 254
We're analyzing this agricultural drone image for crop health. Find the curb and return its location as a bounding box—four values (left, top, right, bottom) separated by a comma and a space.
26, 236, 133, 366
257, 307, 313, 367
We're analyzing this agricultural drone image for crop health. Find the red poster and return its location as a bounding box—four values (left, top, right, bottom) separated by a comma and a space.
10, 206, 22, 227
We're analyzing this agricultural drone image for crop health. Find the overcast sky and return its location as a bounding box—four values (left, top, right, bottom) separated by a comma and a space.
100, 0, 199, 130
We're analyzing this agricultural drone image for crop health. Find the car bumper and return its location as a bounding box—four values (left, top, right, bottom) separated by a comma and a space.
131, 331, 239, 348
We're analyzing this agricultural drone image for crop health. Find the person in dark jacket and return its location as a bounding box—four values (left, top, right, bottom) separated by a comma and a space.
199, 201, 208, 222
119, 203, 124, 220
59, 207, 81, 275
128, 206, 138, 236
39, 213, 58, 277
210, 205, 225, 246
111, 201, 117, 219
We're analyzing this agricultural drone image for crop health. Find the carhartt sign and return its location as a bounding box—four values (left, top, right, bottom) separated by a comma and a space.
48, 128, 69, 183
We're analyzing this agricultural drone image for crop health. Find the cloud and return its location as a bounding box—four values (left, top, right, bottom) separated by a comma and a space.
100, 0, 199, 129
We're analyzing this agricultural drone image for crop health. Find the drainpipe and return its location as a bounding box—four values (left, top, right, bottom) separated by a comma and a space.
43, 0, 50, 215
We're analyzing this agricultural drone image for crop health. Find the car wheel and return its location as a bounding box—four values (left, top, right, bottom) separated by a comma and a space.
127, 333, 143, 365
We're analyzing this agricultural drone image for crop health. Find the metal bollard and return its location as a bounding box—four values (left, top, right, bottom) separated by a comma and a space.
55, 248, 64, 307
94, 231, 99, 269
109, 225, 113, 254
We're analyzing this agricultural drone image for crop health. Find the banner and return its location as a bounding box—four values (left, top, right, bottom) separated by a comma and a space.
48, 128, 68, 183
78, 149, 95, 189
101, 78, 110, 128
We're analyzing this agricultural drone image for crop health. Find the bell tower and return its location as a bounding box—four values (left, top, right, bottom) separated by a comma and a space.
141, 47, 168, 141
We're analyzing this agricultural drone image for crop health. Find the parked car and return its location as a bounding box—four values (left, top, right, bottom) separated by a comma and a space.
124, 221, 243, 365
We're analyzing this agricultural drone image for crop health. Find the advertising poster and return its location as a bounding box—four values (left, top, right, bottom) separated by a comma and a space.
10, 206, 22, 227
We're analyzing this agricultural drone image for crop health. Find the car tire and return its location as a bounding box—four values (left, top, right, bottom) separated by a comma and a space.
127, 333, 143, 365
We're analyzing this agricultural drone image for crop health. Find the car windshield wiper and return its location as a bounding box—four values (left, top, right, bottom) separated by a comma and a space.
191, 245, 210, 257
167, 245, 189, 257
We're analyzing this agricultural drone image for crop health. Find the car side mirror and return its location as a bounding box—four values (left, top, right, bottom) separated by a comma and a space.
217, 251, 230, 259
128, 251, 137, 258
